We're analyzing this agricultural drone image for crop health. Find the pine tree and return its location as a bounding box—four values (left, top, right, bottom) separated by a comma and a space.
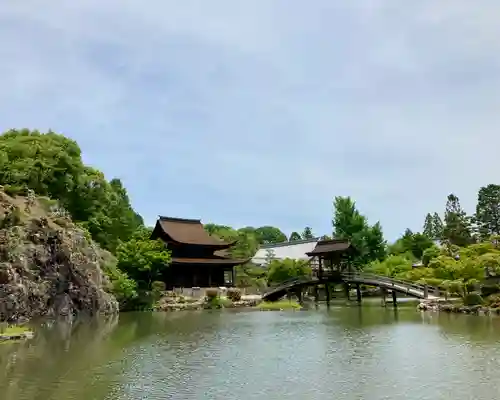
423, 213, 434, 238
432, 212, 444, 240
474, 184, 500, 239
443, 194, 473, 246
301, 226, 314, 239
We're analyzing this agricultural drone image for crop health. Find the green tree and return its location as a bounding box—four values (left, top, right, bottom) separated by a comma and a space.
474, 184, 500, 239
289, 231, 302, 241
301, 226, 314, 239
267, 258, 311, 284
265, 249, 276, 264
391, 230, 434, 259
254, 226, 287, 244
432, 213, 444, 240
205, 224, 259, 259
116, 228, 171, 289
0, 129, 143, 251
332, 196, 386, 267
423, 213, 434, 238
443, 193, 474, 247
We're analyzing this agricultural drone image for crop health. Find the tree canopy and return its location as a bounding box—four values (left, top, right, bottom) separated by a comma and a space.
0, 129, 143, 252
332, 196, 386, 266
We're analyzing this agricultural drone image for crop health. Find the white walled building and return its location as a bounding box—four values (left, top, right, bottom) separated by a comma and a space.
251, 237, 320, 268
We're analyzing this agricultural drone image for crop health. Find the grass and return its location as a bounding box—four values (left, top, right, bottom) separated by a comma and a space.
256, 300, 302, 311
0, 325, 33, 336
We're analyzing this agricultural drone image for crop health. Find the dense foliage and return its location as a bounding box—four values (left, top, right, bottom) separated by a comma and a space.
115, 228, 171, 290
332, 196, 386, 267
0, 129, 143, 252
267, 258, 311, 285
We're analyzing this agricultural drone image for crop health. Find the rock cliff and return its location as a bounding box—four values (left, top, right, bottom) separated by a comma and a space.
0, 188, 118, 323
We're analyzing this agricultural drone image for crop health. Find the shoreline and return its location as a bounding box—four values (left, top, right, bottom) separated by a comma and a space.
417, 300, 499, 316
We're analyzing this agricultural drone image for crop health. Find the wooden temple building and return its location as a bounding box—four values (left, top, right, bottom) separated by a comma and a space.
150, 216, 249, 289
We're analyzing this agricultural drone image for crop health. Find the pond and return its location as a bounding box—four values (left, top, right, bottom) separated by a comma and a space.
1, 306, 500, 399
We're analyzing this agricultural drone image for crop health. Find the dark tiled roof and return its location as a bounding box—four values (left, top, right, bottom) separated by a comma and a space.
306, 239, 353, 256
154, 216, 235, 247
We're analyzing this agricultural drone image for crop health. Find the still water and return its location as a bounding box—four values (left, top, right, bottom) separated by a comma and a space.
1, 307, 500, 399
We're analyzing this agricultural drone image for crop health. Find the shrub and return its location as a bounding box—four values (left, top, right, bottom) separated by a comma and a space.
227, 288, 242, 302
463, 292, 484, 306
205, 288, 219, 299
481, 284, 500, 297
487, 294, 500, 308
3, 185, 27, 197
151, 281, 166, 292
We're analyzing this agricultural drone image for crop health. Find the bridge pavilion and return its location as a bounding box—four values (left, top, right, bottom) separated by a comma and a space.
306, 238, 358, 279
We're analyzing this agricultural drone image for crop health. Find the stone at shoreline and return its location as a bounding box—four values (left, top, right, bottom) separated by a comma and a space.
154, 293, 260, 312
417, 300, 500, 316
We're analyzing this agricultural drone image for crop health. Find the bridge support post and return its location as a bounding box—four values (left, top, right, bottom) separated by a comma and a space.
381, 288, 387, 307
424, 284, 428, 299
344, 283, 350, 301
325, 284, 331, 307
314, 286, 319, 303
392, 290, 397, 307
356, 284, 362, 304
296, 288, 303, 304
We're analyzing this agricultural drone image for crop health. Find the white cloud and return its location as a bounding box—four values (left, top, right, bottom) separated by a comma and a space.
1, 1, 500, 240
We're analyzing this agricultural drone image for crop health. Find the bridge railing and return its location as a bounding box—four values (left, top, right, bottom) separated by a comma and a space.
340, 272, 443, 296
264, 271, 444, 297
266, 275, 316, 290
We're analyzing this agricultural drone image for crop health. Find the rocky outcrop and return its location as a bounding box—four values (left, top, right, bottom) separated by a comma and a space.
0, 189, 118, 323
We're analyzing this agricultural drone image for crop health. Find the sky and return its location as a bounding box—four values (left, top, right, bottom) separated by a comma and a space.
1, 1, 500, 241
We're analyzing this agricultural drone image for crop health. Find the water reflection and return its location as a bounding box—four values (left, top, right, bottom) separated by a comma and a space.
1, 309, 500, 399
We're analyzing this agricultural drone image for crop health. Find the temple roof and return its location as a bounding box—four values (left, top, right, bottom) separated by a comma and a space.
306, 239, 354, 256
151, 216, 236, 247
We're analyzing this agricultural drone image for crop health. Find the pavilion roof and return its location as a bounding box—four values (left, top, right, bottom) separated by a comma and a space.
305, 239, 354, 256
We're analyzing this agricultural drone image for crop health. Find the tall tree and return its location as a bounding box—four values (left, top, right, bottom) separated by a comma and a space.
432, 212, 444, 240
289, 231, 301, 241
443, 193, 474, 247
474, 184, 500, 239
301, 226, 314, 239
332, 196, 386, 266
423, 213, 434, 238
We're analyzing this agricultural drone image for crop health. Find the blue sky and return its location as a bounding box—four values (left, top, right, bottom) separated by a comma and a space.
1, 1, 499, 241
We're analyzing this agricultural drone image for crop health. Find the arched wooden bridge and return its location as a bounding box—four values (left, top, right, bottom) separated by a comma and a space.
262, 272, 442, 302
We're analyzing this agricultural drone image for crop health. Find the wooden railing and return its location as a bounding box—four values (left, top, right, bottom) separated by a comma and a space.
264, 271, 444, 298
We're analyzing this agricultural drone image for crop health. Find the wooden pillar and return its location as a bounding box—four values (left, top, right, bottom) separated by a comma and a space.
356, 283, 362, 304
381, 288, 387, 307
318, 256, 323, 280
392, 290, 397, 307
325, 283, 331, 307
424, 284, 428, 299
314, 285, 319, 303
208, 267, 212, 287
344, 282, 350, 301
231, 267, 235, 287
296, 288, 303, 304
